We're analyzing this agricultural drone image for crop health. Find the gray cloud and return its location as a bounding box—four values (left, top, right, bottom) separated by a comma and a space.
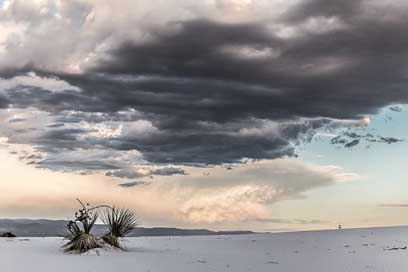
330, 130, 405, 149
118, 181, 151, 188
151, 167, 187, 176
389, 106, 403, 112
106, 167, 186, 179
106, 169, 144, 179
0, 0, 407, 171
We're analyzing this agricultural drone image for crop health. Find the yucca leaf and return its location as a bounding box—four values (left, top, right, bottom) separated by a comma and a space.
102, 207, 138, 250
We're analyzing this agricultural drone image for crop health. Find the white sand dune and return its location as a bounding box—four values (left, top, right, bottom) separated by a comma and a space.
2, 226, 408, 272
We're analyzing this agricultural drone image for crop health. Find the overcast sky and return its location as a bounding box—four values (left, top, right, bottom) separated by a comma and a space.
0, 0, 407, 231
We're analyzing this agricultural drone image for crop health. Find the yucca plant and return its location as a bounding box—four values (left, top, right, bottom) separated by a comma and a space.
63, 199, 104, 254
102, 207, 138, 250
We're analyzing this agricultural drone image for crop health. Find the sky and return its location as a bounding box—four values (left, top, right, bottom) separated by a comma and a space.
0, 0, 407, 232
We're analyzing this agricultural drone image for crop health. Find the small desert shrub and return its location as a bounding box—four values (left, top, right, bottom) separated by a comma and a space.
63, 199, 103, 254
63, 199, 139, 254
63, 232, 103, 254
102, 207, 138, 250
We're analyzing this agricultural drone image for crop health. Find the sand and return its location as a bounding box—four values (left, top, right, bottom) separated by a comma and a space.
2, 226, 408, 271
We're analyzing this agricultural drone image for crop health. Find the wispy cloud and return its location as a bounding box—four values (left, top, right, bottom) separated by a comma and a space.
0, 150, 357, 225
254, 218, 328, 225
378, 204, 408, 207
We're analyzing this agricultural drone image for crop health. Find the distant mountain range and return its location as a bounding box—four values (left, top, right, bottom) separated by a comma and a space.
0, 219, 254, 237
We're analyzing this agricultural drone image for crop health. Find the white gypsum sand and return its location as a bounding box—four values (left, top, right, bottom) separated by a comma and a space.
2, 226, 408, 272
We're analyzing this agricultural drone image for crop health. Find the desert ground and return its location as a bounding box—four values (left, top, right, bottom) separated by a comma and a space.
2, 226, 408, 272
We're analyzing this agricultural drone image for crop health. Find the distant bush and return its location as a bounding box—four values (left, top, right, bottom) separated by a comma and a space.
0, 232, 16, 238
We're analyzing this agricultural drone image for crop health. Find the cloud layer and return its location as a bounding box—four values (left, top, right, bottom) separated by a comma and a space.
0, 0, 406, 174
0, 150, 355, 226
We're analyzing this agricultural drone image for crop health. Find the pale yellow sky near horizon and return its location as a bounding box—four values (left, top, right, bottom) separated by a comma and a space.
1, 146, 405, 232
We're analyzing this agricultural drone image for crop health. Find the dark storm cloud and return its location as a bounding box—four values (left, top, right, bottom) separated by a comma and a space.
92, 20, 278, 81
89, 18, 408, 121
1, 0, 407, 169
99, 128, 293, 164
4, 85, 98, 113
0, 95, 10, 108
32, 129, 88, 150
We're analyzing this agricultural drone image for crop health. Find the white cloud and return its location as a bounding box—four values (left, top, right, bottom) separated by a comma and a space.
160, 159, 359, 224
238, 120, 280, 138
0, 72, 81, 93
216, 0, 254, 11
81, 119, 159, 139
221, 45, 281, 60
82, 122, 122, 138
180, 185, 274, 223
42, 148, 145, 168
328, 117, 371, 128
273, 16, 347, 39
121, 120, 159, 139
